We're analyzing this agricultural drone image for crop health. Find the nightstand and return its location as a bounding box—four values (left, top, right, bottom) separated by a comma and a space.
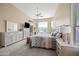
56, 38, 79, 56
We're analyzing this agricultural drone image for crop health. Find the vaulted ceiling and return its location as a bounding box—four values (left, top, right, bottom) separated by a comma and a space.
12, 3, 59, 19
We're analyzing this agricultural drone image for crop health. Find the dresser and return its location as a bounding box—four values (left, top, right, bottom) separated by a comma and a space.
56, 38, 79, 56
0, 31, 23, 47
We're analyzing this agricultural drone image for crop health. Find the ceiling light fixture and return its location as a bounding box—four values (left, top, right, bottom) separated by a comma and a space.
35, 7, 43, 19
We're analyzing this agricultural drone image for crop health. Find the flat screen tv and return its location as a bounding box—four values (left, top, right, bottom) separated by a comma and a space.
24, 22, 30, 28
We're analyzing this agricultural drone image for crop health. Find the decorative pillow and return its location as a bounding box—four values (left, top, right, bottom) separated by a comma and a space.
56, 33, 62, 38
51, 31, 58, 36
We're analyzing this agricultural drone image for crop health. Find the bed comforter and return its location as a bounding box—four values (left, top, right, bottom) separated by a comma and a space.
29, 33, 56, 49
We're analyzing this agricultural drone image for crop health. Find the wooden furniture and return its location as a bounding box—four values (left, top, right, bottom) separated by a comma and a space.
0, 28, 30, 47
0, 31, 23, 47
56, 38, 79, 56
27, 37, 30, 44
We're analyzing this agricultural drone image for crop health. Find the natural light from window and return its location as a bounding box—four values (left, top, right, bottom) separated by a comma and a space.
38, 21, 48, 33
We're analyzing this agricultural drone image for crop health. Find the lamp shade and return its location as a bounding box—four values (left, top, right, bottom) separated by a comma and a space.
63, 26, 71, 33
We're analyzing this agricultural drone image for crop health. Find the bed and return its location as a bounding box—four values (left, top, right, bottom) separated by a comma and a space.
29, 32, 56, 49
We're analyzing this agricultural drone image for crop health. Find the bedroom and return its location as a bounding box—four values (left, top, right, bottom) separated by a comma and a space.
0, 3, 79, 56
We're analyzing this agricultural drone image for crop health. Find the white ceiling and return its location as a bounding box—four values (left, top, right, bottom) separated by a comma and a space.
12, 3, 59, 19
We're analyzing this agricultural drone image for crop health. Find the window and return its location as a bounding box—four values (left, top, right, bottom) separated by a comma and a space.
38, 21, 48, 33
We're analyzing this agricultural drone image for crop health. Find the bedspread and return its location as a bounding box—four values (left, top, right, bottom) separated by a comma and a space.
29, 35, 56, 49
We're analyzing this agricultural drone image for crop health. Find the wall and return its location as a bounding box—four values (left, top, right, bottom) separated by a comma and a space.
54, 3, 76, 44
53, 3, 71, 26
0, 20, 5, 32
0, 3, 33, 32
35, 4, 71, 33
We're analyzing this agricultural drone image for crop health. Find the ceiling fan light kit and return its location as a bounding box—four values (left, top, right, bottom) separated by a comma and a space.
35, 7, 43, 18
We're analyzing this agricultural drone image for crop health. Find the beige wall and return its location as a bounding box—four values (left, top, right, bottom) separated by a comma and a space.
0, 3, 34, 32
0, 3, 71, 32
36, 3, 71, 33
33, 4, 71, 33
0, 20, 5, 32
53, 3, 71, 26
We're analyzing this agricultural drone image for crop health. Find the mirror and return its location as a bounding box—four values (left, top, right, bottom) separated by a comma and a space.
6, 21, 18, 32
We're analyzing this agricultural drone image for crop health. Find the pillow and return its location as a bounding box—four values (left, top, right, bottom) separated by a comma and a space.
56, 33, 62, 38
51, 31, 58, 36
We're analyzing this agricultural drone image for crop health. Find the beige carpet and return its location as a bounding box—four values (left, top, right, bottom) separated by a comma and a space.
10, 45, 57, 56
0, 40, 57, 56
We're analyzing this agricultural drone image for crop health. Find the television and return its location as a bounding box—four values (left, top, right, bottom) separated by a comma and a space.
24, 22, 30, 28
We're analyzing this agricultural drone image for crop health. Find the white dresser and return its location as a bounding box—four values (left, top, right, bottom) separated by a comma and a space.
0, 31, 23, 47
56, 38, 79, 56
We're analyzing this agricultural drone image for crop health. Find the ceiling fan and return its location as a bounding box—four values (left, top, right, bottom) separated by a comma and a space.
35, 7, 43, 18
